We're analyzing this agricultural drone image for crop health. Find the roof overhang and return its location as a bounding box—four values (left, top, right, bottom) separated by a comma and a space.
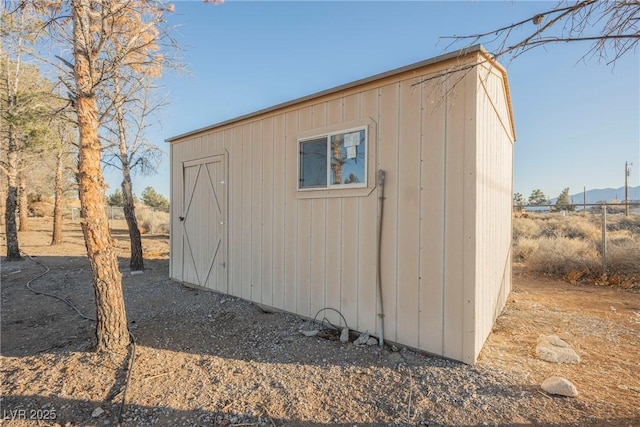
167, 44, 516, 143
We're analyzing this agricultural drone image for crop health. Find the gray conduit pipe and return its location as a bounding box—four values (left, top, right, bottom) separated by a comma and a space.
376, 169, 386, 347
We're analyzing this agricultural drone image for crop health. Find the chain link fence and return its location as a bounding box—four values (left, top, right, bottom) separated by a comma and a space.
513, 203, 640, 280
69, 206, 170, 235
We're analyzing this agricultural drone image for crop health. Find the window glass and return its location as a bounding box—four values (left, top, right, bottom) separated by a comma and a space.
330, 130, 366, 185
299, 138, 327, 189
298, 127, 367, 190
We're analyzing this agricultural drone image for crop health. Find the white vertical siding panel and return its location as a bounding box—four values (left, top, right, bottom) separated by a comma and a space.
325, 98, 343, 324
297, 106, 314, 317
378, 83, 400, 343
241, 124, 253, 299
340, 200, 359, 329
418, 78, 446, 354
310, 103, 328, 319
473, 67, 514, 361
214, 131, 223, 151
309, 202, 327, 319
443, 71, 467, 361
284, 111, 299, 312
229, 126, 244, 297
272, 115, 287, 309
396, 79, 422, 347
341, 94, 360, 327
358, 88, 379, 334
462, 69, 478, 365
251, 121, 264, 303
297, 200, 312, 317
215, 155, 228, 292
202, 133, 214, 152
262, 117, 275, 307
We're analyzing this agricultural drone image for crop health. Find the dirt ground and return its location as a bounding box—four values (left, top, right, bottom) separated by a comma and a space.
1, 218, 639, 426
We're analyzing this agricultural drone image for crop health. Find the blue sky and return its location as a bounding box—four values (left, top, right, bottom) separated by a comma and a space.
110, 1, 640, 201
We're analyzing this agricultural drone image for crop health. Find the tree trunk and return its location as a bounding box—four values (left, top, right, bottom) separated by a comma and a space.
122, 176, 144, 271
51, 146, 64, 245
114, 75, 144, 271
4, 125, 21, 260
18, 171, 29, 231
0, 184, 5, 227
73, 0, 129, 352
4, 186, 20, 260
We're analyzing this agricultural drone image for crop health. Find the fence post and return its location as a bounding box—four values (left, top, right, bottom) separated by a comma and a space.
151, 209, 156, 235
601, 204, 607, 276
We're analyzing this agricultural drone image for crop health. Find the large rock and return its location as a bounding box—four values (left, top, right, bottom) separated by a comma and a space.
354, 333, 370, 346
541, 376, 579, 397
536, 335, 580, 363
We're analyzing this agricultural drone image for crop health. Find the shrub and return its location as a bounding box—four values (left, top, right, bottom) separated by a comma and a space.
137, 208, 170, 235
513, 212, 639, 282
559, 217, 600, 240
514, 237, 538, 261
512, 217, 541, 240
607, 237, 640, 276
608, 215, 640, 233
527, 236, 600, 277
30, 201, 54, 217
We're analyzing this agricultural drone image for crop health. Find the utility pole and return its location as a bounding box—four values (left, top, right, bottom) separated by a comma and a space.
625, 162, 632, 217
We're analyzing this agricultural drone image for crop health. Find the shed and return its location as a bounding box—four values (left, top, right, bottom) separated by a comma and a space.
167, 45, 515, 364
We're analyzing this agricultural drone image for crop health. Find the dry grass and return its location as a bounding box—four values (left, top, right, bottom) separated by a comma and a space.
513, 212, 640, 284
137, 208, 170, 235
527, 236, 600, 276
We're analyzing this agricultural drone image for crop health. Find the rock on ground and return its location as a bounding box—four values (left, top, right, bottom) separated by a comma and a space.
542, 376, 579, 397
536, 335, 581, 363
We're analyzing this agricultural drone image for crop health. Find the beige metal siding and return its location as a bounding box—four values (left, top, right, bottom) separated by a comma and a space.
418, 78, 446, 356
473, 64, 514, 362
396, 79, 421, 347
378, 82, 399, 340
358, 89, 380, 335
169, 51, 514, 363
261, 117, 274, 307
443, 69, 476, 362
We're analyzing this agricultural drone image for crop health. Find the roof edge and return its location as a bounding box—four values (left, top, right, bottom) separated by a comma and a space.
478, 51, 517, 141
167, 44, 489, 142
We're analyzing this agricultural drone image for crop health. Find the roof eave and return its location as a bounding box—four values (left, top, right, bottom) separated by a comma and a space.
166, 44, 489, 143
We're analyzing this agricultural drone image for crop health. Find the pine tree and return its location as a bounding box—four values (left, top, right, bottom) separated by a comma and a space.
554, 187, 575, 212
141, 186, 169, 210
528, 189, 548, 206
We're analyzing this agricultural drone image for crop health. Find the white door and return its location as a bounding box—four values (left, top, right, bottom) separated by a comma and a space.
181, 154, 227, 292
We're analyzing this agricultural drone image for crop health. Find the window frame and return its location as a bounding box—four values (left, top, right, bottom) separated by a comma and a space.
298, 125, 368, 191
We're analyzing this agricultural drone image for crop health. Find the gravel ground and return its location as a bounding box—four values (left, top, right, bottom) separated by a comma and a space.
1, 218, 639, 426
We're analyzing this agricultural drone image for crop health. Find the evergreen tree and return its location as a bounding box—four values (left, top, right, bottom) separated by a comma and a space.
106, 189, 124, 206
513, 192, 525, 208
554, 187, 575, 212
528, 189, 548, 206
141, 186, 169, 210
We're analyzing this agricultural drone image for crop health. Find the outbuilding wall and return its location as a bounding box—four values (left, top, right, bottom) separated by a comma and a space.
169, 49, 514, 363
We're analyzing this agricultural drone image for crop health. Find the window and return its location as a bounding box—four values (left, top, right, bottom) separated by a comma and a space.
299, 127, 367, 190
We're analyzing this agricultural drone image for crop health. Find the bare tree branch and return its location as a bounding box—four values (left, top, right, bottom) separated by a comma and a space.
444, 1, 639, 65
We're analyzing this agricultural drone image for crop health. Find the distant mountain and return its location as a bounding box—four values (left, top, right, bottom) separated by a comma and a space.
550, 186, 640, 204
